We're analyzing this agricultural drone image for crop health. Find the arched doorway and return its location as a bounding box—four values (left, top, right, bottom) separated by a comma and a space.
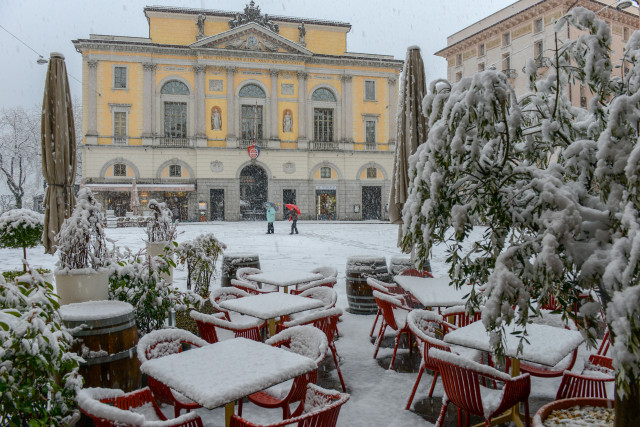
239, 164, 268, 220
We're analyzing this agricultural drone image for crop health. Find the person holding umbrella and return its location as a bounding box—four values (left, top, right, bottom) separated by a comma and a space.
265, 202, 277, 234
286, 203, 300, 234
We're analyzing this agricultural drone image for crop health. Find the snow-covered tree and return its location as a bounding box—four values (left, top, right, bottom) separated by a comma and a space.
402, 7, 640, 424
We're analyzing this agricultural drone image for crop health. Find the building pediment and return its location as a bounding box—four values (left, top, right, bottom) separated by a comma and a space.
191, 22, 312, 56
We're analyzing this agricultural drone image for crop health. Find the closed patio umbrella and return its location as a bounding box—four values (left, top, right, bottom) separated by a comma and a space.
389, 46, 428, 249
41, 52, 77, 254
130, 178, 140, 215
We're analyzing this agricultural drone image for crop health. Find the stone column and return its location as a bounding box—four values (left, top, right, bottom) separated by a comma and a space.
270, 69, 279, 140
142, 63, 156, 144
341, 74, 353, 142
86, 60, 98, 145
297, 71, 308, 142
193, 65, 207, 145
226, 67, 236, 141
388, 77, 397, 144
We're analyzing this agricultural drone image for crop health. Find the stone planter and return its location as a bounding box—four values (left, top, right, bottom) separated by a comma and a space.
146, 241, 174, 285
533, 397, 614, 426
54, 268, 110, 305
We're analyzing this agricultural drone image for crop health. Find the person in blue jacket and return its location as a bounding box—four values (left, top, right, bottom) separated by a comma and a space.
266, 204, 276, 234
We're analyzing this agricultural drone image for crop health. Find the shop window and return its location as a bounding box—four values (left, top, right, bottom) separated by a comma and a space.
114, 66, 127, 89
169, 164, 182, 177
113, 163, 126, 177
320, 167, 332, 178
367, 167, 377, 178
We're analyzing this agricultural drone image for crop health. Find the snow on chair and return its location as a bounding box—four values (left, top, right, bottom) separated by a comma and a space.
210, 287, 254, 320
405, 309, 452, 409
231, 384, 349, 427
238, 325, 328, 419
77, 387, 203, 427
441, 305, 482, 328
189, 310, 265, 343
311, 266, 338, 279
372, 290, 413, 370
236, 267, 262, 280
430, 349, 531, 427
290, 276, 337, 294
231, 278, 277, 295
366, 276, 409, 338
399, 268, 433, 278
137, 329, 207, 418
278, 308, 347, 392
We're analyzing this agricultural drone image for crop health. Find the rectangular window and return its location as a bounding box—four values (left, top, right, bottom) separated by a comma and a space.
535, 18, 543, 33
478, 63, 485, 72
366, 167, 377, 179
478, 43, 485, 56
169, 165, 182, 177
113, 112, 127, 137
457, 53, 463, 66
241, 105, 263, 140
503, 32, 511, 46
113, 164, 126, 177
320, 167, 331, 178
314, 108, 333, 142
114, 66, 127, 89
364, 80, 376, 101
365, 120, 376, 143
502, 54, 511, 72
164, 102, 187, 138
534, 40, 544, 60
456, 71, 462, 82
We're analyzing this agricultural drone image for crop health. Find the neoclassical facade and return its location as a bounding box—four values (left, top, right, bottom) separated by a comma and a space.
73, 3, 403, 221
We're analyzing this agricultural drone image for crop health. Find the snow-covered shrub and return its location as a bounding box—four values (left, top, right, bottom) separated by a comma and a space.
0, 208, 44, 270
109, 249, 202, 335
146, 200, 177, 243
0, 268, 82, 424
56, 188, 109, 272
176, 233, 227, 296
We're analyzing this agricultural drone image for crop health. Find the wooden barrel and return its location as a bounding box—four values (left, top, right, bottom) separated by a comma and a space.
221, 253, 261, 287
389, 255, 432, 276
345, 256, 391, 314
60, 301, 141, 392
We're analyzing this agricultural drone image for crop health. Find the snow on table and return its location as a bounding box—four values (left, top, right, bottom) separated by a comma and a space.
444, 321, 585, 367
246, 271, 323, 288
394, 275, 469, 307
139, 337, 317, 409
59, 300, 134, 322
219, 293, 324, 319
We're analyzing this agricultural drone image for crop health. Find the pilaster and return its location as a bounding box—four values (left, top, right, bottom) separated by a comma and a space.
142, 63, 157, 144
341, 74, 353, 142
194, 64, 207, 143
297, 71, 308, 142
270, 69, 279, 140
226, 67, 237, 141
86, 60, 98, 142
388, 77, 398, 144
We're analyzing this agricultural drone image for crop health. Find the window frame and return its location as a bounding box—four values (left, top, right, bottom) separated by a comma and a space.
456, 53, 463, 66
366, 167, 378, 179
313, 108, 334, 142
535, 18, 543, 33
164, 101, 188, 138
109, 103, 131, 144
478, 43, 485, 57
169, 164, 182, 177
113, 65, 128, 90
241, 104, 264, 141
113, 163, 127, 177
364, 80, 376, 101
320, 167, 332, 179
365, 120, 376, 144
502, 32, 511, 47
502, 53, 511, 72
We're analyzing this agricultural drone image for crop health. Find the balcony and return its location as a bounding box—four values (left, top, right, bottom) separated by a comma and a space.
364, 143, 377, 151
239, 139, 266, 149
113, 136, 128, 145
309, 141, 339, 151
159, 138, 190, 148
502, 68, 518, 79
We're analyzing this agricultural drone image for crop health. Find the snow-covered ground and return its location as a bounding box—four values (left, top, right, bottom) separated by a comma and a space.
1, 221, 595, 426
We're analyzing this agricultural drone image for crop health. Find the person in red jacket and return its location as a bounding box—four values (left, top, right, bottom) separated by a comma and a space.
288, 208, 298, 234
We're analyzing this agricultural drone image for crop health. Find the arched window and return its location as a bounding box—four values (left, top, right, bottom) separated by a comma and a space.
113, 163, 126, 177
239, 84, 266, 98
311, 88, 336, 102
161, 80, 190, 95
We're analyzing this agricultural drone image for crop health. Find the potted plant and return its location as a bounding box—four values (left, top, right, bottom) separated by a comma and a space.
54, 188, 111, 305
533, 397, 614, 426
145, 199, 177, 284
0, 208, 44, 273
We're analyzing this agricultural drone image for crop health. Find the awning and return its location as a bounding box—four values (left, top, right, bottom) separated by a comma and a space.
85, 183, 196, 192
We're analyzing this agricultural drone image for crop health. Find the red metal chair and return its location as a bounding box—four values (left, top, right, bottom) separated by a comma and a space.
372, 290, 413, 370
136, 329, 207, 418
400, 268, 434, 278
441, 305, 482, 328
236, 267, 263, 280
405, 309, 452, 409
290, 276, 337, 294
231, 278, 278, 295
294, 286, 338, 309
430, 349, 531, 427
366, 276, 409, 338
279, 307, 347, 392
77, 387, 203, 426
231, 384, 349, 427
189, 310, 265, 343
556, 348, 614, 400
238, 325, 328, 419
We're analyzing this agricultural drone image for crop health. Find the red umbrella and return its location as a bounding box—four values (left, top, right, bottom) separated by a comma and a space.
286, 204, 301, 215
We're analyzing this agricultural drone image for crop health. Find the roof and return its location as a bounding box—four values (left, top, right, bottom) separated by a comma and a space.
143, 5, 352, 29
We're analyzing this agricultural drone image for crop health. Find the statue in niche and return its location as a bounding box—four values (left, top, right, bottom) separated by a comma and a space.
283, 111, 292, 133
196, 14, 206, 39
298, 23, 306, 45
211, 107, 222, 130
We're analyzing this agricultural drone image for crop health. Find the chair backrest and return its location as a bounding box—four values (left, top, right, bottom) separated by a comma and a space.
266, 325, 328, 365
230, 278, 271, 295
366, 276, 405, 296
190, 310, 262, 343
372, 290, 410, 331
236, 267, 262, 280
293, 276, 338, 293
407, 310, 451, 367
137, 328, 208, 364
311, 266, 338, 279
441, 305, 482, 328
597, 330, 611, 356
298, 286, 338, 309
210, 287, 250, 313
282, 308, 342, 343
556, 370, 614, 400
400, 268, 433, 278
230, 384, 349, 427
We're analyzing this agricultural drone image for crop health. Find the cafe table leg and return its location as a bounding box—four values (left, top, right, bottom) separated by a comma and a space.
268, 318, 276, 336
225, 401, 235, 426
283, 285, 289, 294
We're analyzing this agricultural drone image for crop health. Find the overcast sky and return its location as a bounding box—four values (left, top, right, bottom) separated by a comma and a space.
0, 0, 517, 109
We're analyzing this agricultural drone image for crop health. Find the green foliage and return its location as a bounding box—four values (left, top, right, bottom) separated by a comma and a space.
2, 268, 50, 282
176, 233, 227, 297
109, 247, 202, 335
0, 268, 82, 425
0, 209, 44, 268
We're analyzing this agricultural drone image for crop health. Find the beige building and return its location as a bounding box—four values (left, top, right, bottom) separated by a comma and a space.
436, 0, 638, 106
72, 3, 403, 222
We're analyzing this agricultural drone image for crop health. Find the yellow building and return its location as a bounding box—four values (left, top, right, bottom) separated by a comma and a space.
72, 2, 402, 221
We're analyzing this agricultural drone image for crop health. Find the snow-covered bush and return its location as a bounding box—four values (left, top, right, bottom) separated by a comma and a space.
109, 249, 202, 335
0, 268, 82, 424
0, 208, 44, 271
146, 200, 177, 243
56, 188, 109, 272
176, 233, 227, 296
